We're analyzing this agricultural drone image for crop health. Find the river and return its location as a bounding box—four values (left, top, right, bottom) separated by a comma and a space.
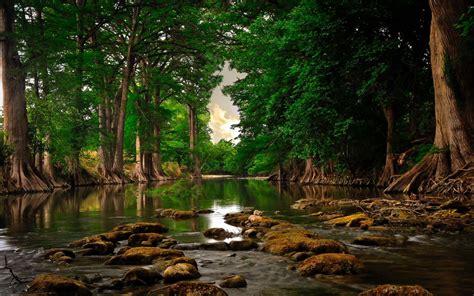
0, 179, 472, 295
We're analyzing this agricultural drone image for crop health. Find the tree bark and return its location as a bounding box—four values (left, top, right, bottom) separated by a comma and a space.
151, 87, 167, 180
0, 1, 50, 192
300, 158, 318, 184
188, 104, 201, 178
378, 105, 396, 187
112, 6, 139, 182
386, 0, 474, 194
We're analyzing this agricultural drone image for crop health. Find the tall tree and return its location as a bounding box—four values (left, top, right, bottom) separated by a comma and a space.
0, 0, 50, 192
386, 0, 474, 194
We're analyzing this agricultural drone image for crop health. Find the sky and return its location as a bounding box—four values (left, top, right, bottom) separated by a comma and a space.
208, 63, 243, 144
0, 63, 243, 143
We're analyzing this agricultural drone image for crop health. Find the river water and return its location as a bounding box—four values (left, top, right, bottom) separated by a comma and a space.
0, 179, 472, 295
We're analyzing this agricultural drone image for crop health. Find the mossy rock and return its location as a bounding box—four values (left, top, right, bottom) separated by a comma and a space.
352, 235, 399, 246
297, 253, 364, 276
218, 275, 247, 288
163, 263, 201, 283
148, 282, 228, 296
120, 267, 163, 286
203, 228, 234, 240
153, 256, 197, 272
112, 222, 168, 234
359, 284, 433, 296
128, 233, 166, 247
105, 247, 184, 265
326, 213, 373, 227
26, 274, 92, 296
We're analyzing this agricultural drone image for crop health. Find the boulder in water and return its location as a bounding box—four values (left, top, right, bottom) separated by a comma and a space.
359, 284, 433, 296
27, 274, 92, 296
297, 253, 364, 276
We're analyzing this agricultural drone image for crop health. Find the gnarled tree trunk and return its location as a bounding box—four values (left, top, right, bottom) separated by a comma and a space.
386, 0, 474, 194
1, 1, 50, 192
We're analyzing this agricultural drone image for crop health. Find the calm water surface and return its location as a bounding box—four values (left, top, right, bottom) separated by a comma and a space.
0, 179, 472, 295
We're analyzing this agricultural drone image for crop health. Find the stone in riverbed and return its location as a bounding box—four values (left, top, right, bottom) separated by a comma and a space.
128, 233, 166, 247
104, 247, 184, 265
26, 274, 92, 296
44, 248, 76, 260
326, 213, 373, 227
120, 267, 163, 286
81, 240, 115, 255
156, 208, 198, 219
203, 228, 234, 240
358, 284, 433, 296
152, 256, 197, 272
262, 226, 346, 256
148, 282, 228, 296
197, 209, 214, 214
218, 275, 247, 288
297, 253, 364, 276
228, 239, 258, 251
163, 263, 200, 283
352, 235, 399, 246
172, 242, 230, 251
112, 222, 168, 234
224, 212, 251, 226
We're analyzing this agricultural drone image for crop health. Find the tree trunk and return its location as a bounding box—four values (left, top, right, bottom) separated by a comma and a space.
378, 105, 396, 187
152, 88, 167, 180
0, 1, 50, 192
188, 104, 201, 178
301, 158, 318, 184
112, 7, 139, 182
386, 0, 474, 194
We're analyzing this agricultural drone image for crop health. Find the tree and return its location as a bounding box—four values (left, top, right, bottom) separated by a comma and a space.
386, 0, 474, 194
0, 0, 50, 192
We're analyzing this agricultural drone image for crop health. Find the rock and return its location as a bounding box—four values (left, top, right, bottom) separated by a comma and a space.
128, 233, 166, 247
262, 226, 346, 256
44, 249, 75, 260
56, 256, 73, 264
327, 213, 373, 227
253, 210, 263, 216
359, 284, 433, 296
224, 212, 250, 226
117, 246, 132, 255
68, 234, 110, 248
156, 209, 198, 219
352, 235, 399, 246
219, 275, 247, 288
153, 256, 197, 272
112, 222, 168, 234
297, 253, 364, 276
148, 282, 228, 296
229, 239, 258, 251
105, 247, 184, 265
197, 209, 214, 214
120, 267, 163, 286
158, 238, 178, 249
290, 252, 314, 262
77, 273, 103, 285
203, 228, 234, 240
26, 274, 92, 296
81, 240, 115, 255
163, 263, 200, 283
68, 231, 131, 248
173, 242, 229, 251
243, 228, 259, 238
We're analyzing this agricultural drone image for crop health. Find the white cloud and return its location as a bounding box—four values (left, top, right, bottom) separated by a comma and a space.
209, 102, 240, 143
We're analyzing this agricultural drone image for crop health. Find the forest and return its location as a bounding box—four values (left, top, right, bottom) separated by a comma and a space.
1, 0, 473, 195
